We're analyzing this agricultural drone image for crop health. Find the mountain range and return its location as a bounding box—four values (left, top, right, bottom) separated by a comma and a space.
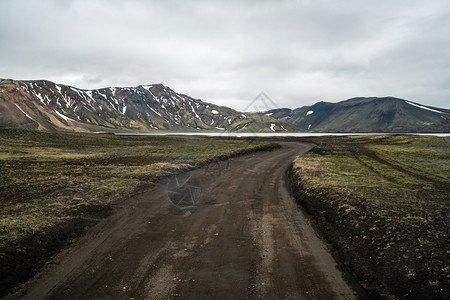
1, 79, 449, 133
264, 97, 450, 133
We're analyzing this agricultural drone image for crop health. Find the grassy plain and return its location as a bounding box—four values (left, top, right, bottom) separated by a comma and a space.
291, 135, 449, 299
0, 127, 277, 296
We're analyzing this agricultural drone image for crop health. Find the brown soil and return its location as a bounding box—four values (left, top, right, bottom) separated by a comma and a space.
8, 142, 363, 299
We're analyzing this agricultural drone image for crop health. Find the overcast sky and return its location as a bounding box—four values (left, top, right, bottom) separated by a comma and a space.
1, 0, 449, 111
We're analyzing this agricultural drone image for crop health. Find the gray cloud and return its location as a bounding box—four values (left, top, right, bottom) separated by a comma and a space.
1, 0, 449, 110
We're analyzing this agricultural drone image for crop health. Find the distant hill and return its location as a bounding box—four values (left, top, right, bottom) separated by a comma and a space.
0, 79, 290, 132
1, 79, 448, 133
264, 97, 450, 132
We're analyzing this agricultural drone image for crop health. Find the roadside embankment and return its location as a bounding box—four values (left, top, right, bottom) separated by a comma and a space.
288, 135, 449, 299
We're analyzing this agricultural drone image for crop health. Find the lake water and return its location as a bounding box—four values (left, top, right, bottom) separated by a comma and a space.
115, 132, 450, 137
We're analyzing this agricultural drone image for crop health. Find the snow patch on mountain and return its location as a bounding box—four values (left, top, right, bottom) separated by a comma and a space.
97, 91, 108, 100
148, 89, 156, 100
15, 104, 34, 120
85, 91, 93, 101
405, 101, 447, 114
35, 92, 47, 105
54, 110, 74, 122
190, 103, 201, 120
55, 85, 62, 94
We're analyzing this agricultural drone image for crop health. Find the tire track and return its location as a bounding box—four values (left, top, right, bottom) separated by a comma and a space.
14, 142, 360, 300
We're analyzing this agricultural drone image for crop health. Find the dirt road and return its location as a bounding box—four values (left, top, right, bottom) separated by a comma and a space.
13, 142, 360, 299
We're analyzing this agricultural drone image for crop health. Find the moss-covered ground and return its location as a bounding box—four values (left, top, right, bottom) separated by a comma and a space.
0, 127, 278, 297
291, 135, 449, 299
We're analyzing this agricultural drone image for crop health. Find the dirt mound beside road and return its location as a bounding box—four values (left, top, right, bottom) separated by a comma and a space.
288, 135, 449, 299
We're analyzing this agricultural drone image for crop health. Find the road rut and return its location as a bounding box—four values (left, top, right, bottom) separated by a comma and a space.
14, 142, 359, 299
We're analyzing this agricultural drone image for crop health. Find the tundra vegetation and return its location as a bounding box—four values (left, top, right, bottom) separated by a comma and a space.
291, 135, 449, 299
0, 127, 277, 297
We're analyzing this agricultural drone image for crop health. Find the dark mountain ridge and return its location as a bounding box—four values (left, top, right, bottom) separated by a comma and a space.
264, 97, 450, 132
1, 78, 448, 133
